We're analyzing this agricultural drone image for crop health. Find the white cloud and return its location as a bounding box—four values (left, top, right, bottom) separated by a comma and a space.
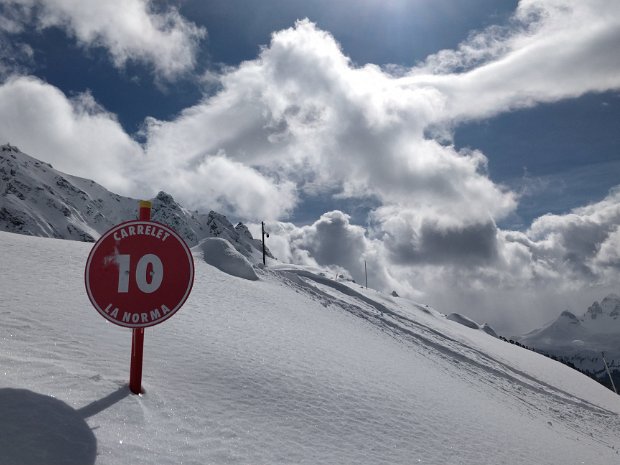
1, 0, 205, 79
139, 154, 298, 221
593, 227, 620, 271
0, 76, 142, 194
523, 188, 620, 279
263, 211, 401, 292
144, 19, 518, 233
411, 0, 620, 121
0, 76, 296, 219
289, 211, 368, 279
142, 3, 620, 241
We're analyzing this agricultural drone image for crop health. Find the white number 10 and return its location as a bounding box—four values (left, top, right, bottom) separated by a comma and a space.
117, 254, 164, 294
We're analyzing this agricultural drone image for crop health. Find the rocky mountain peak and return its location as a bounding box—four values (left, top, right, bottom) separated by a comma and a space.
155, 190, 176, 205
1, 147, 273, 262
584, 294, 620, 321
559, 310, 579, 322
600, 294, 620, 317
235, 222, 253, 240
1, 143, 20, 154
206, 210, 235, 233
584, 302, 602, 320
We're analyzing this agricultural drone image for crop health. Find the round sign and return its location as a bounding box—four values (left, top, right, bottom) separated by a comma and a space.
85, 220, 194, 328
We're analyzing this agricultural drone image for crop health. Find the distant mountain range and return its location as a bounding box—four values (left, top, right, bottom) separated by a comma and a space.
0, 143, 272, 262
517, 294, 620, 390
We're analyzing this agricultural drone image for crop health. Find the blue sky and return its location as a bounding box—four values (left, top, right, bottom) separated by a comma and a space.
1, 0, 619, 330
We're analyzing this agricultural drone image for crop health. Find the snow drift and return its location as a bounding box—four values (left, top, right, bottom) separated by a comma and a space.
197, 237, 259, 281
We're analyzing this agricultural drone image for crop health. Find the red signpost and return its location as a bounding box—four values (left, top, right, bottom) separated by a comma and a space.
85, 200, 194, 394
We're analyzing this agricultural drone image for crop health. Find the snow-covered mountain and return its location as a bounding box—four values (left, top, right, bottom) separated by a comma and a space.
517, 294, 620, 379
0, 143, 271, 261
1, 230, 620, 464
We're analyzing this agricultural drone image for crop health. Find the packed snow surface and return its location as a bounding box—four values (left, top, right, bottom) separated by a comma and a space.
2, 231, 620, 464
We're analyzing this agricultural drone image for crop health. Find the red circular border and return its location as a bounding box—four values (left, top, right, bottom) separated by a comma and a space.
84, 220, 194, 328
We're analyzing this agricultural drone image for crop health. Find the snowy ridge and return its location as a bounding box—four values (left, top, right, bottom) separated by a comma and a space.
518, 294, 620, 373
0, 144, 271, 260
1, 231, 620, 464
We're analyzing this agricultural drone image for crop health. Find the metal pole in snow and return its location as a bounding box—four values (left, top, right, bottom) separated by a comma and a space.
129, 200, 151, 394
602, 352, 618, 394
365, 260, 367, 289
261, 221, 269, 266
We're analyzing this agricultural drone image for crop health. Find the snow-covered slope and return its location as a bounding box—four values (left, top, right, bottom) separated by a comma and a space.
1, 231, 619, 465
0, 144, 271, 260
518, 294, 620, 374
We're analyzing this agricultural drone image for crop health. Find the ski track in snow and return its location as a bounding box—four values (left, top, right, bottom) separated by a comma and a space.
1, 231, 620, 465
280, 270, 620, 448
289, 271, 612, 406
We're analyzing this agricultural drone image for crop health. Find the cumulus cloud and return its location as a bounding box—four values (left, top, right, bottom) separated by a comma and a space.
523, 188, 620, 279
289, 211, 369, 280
1, 0, 205, 79
143, 3, 620, 232
0, 76, 295, 219
0, 76, 142, 193
593, 227, 620, 271
144, 19, 518, 235
262, 211, 402, 292
139, 154, 297, 220
378, 211, 500, 266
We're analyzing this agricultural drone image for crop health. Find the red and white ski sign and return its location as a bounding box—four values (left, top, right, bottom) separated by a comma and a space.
85, 220, 194, 328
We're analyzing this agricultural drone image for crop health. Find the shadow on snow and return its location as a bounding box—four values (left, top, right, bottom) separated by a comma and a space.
0, 385, 130, 465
